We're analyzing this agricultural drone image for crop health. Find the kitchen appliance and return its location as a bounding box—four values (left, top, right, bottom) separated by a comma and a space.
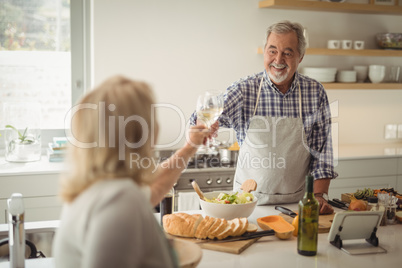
155, 149, 237, 211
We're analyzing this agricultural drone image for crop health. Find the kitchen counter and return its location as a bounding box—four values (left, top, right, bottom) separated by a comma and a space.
196, 205, 402, 267
0, 204, 400, 268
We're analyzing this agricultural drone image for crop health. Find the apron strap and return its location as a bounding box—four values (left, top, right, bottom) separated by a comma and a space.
298, 83, 302, 119
253, 77, 264, 117
253, 77, 303, 119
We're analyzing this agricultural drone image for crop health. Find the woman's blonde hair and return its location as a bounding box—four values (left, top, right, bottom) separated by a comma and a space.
60, 75, 158, 202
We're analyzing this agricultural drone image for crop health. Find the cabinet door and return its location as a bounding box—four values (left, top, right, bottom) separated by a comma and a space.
0, 196, 62, 224
0, 173, 59, 199
334, 158, 398, 178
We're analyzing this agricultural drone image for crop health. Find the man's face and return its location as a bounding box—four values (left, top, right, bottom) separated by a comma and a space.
263, 32, 303, 90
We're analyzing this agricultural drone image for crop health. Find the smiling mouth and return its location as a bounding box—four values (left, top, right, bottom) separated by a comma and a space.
270, 63, 287, 71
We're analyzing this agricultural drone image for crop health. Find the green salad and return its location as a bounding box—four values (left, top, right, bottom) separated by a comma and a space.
205, 192, 254, 204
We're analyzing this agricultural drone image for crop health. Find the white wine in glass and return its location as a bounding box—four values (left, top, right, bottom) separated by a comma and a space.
196, 91, 224, 151
196, 92, 223, 127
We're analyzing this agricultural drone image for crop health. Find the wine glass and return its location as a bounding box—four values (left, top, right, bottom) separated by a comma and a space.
196, 91, 224, 152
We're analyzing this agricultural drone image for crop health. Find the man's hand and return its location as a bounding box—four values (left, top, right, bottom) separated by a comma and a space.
316, 196, 334, 215
313, 178, 333, 215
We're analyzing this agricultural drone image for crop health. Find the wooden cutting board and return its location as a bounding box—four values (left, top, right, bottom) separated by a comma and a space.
341, 193, 353, 203
172, 236, 262, 254
279, 213, 335, 233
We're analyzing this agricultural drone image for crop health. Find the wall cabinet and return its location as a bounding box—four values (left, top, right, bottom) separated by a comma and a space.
258, 0, 402, 90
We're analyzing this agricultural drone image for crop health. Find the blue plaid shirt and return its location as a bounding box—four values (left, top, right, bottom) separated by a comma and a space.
190, 70, 338, 180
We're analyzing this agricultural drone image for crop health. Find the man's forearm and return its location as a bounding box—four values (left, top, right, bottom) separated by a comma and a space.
313, 178, 331, 194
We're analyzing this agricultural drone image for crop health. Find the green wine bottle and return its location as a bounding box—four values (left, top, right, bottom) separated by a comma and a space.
297, 174, 319, 256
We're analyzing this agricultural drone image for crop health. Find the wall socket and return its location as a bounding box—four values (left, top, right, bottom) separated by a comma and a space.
385, 124, 398, 139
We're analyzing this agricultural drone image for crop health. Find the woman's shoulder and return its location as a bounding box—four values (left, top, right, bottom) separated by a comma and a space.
95, 179, 144, 202
74, 179, 146, 212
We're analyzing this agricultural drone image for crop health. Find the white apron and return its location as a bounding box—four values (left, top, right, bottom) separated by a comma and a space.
234, 78, 311, 205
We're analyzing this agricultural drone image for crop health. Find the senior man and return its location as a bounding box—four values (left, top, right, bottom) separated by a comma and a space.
191, 21, 338, 214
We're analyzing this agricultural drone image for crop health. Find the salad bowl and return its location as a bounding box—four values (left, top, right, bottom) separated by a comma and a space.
199, 191, 257, 220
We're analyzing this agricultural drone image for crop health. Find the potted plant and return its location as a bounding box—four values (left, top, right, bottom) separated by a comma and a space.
4, 124, 41, 162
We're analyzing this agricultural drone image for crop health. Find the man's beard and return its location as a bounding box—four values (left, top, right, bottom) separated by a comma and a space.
268, 63, 288, 84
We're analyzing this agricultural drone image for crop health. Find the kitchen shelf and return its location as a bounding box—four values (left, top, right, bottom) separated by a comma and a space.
322, 83, 402, 89
259, 0, 402, 15
257, 47, 402, 57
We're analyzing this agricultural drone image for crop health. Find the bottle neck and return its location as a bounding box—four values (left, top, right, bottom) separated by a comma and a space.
305, 175, 314, 194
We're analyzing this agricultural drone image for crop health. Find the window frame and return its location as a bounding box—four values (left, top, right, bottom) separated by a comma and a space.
0, 0, 92, 150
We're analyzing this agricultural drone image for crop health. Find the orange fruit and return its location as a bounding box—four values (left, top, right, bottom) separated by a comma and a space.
292, 215, 299, 237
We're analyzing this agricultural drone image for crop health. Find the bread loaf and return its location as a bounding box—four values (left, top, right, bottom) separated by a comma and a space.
163, 213, 251, 240
162, 213, 203, 238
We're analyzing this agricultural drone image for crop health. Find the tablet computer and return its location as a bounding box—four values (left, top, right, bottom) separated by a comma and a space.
327, 210, 386, 255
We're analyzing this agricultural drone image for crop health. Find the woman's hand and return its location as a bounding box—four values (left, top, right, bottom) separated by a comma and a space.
209, 121, 219, 139
186, 125, 210, 148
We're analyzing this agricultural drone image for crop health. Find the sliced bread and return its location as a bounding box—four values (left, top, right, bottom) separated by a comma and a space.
216, 220, 234, 240
238, 218, 249, 236
246, 223, 258, 233
198, 216, 217, 239
230, 218, 242, 237
208, 218, 228, 240
205, 218, 222, 239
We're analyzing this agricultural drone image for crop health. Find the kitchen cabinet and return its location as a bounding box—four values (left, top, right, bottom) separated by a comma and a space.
329, 157, 402, 199
0, 173, 62, 224
398, 157, 402, 193
0, 196, 61, 224
258, 0, 402, 90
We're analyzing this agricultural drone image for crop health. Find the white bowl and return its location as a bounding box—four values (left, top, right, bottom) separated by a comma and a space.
303, 67, 337, 74
353, 65, 368, 82
368, 65, 386, 83
302, 67, 337, 82
199, 191, 257, 220
337, 70, 357, 82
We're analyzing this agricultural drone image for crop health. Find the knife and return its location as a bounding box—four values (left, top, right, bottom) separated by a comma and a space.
275, 206, 297, 217
328, 200, 347, 210
331, 198, 349, 209
197, 229, 275, 244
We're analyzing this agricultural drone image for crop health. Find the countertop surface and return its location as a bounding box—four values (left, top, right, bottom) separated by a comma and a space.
1, 143, 402, 177
0, 205, 400, 268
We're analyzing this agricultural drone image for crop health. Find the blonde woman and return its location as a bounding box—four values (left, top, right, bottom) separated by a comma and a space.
53, 76, 209, 268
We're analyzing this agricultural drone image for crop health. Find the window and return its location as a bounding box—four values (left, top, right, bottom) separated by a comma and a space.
0, 0, 89, 147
